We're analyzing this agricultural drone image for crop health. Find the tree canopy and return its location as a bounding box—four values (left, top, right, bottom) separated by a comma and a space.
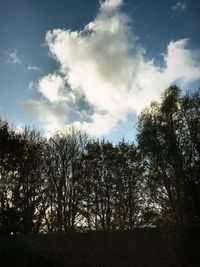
0, 85, 199, 234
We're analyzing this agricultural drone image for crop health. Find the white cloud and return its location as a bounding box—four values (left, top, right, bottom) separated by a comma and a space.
24, 100, 69, 135
27, 65, 42, 71
38, 73, 76, 104
164, 38, 200, 84
26, 0, 200, 136
38, 74, 66, 102
171, 1, 187, 12
6, 50, 22, 64
100, 0, 123, 11
171, 1, 187, 17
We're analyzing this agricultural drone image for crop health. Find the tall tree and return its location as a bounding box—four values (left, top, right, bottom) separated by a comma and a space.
43, 128, 88, 232
137, 86, 200, 228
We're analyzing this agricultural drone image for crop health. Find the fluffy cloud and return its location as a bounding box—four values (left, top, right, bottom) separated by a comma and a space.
38, 74, 67, 102
24, 99, 69, 135
26, 0, 200, 136
164, 39, 200, 84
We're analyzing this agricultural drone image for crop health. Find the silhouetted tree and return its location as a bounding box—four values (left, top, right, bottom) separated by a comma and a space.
114, 140, 143, 230
82, 139, 143, 230
43, 127, 88, 232
1, 85, 199, 236
137, 86, 200, 229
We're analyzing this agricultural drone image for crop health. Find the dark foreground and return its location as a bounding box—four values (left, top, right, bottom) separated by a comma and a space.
1, 228, 200, 267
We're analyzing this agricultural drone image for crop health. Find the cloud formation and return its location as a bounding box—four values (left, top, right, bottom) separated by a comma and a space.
26, 0, 200, 136
171, 1, 187, 17
164, 38, 200, 84
6, 50, 22, 64
24, 99, 69, 135
171, 1, 187, 13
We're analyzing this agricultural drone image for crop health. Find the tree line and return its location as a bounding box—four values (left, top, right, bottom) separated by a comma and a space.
0, 86, 199, 234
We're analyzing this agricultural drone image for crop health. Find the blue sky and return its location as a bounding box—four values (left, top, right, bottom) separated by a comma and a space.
0, 0, 200, 142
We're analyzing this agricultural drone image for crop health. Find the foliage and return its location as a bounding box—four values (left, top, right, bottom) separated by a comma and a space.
0, 85, 199, 234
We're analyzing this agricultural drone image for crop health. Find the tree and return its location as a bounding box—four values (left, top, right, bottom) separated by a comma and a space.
113, 140, 143, 230
43, 127, 88, 232
0, 120, 45, 233
137, 86, 200, 229
82, 139, 143, 230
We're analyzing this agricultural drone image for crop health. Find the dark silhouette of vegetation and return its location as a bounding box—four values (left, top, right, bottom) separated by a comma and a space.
137, 86, 200, 229
0, 85, 200, 266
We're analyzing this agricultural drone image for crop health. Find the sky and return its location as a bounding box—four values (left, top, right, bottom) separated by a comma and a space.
0, 0, 200, 142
